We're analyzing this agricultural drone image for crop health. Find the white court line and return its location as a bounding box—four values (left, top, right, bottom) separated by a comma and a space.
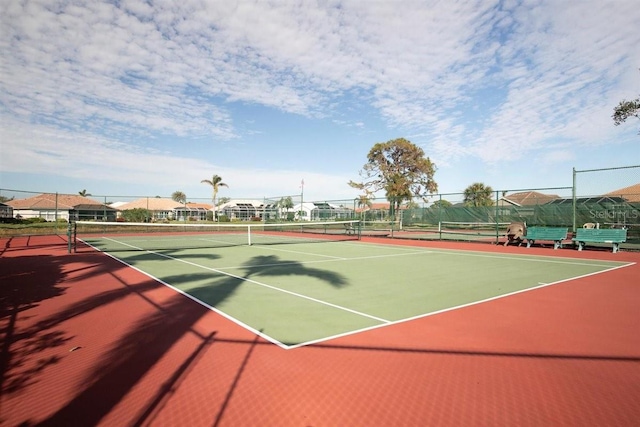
247, 244, 348, 259
255, 240, 627, 270
80, 238, 287, 348
344, 240, 630, 268
286, 261, 635, 349
98, 237, 391, 326
83, 236, 635, 350
217, 248, 431, 270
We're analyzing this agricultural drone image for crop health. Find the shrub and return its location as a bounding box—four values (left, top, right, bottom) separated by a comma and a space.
121, 208, 151, 222
25, 217, 48, 224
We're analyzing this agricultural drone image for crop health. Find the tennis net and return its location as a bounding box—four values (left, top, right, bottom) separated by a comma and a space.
437, 221, 510, 242
74, 220, 361, 252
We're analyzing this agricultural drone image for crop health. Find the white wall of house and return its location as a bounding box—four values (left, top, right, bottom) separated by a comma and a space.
13, 209, 70, 220
292, 202, 353, 221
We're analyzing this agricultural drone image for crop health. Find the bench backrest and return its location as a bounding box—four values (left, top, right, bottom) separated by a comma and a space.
526, 227, 568, 240
574, 228, 627, 242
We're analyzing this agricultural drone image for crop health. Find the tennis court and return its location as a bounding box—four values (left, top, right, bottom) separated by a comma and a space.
3, 228, 640, 426
79, 222, 631, 349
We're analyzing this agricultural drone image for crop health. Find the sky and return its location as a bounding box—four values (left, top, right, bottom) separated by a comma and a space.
1, 0, 639, 204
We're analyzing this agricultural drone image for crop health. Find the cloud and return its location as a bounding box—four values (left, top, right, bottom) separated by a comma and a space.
445, 0, 640, 164
1, 0, 638, 198
0, 116, 354, 201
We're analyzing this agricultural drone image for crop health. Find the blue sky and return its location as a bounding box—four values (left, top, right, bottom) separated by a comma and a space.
1, 0, 639, 203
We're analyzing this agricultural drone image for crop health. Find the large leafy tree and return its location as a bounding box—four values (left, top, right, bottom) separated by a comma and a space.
612, 96, 640, 134
463, 183, 494, 207
201, 174, 228, 221
171, 191, 187, 204
349, 138, 437, 219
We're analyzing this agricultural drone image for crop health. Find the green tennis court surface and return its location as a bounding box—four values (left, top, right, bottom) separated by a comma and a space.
82, 234, 630, 349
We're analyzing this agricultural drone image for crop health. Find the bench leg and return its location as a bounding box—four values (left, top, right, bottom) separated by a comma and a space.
526, 240, 533, 248
577, 241, 584, 251
553, 241, 561, 250
612, 243, 619, 253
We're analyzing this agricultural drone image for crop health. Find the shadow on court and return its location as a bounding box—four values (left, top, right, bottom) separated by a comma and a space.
0, 254, 68, 402
36, 253, 346, 426
3, 235, 639, 426
239, 255, 348, 287
2, 240, 348, 426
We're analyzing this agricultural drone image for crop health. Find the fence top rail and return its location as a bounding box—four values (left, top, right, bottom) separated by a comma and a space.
574, 165, 640, 174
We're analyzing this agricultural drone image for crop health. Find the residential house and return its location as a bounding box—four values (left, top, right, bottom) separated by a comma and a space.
217, 200, 267, 221
605, 183, 640, 203
6, 193, 117, 221
0, 203, 13, 220
115, 198, 211, 221
499, 191, 562, 207
295, 202, 352, 221
354, 202, 397, 221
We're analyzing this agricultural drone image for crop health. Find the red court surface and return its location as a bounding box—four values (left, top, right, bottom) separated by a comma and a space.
1, 235, 639, 426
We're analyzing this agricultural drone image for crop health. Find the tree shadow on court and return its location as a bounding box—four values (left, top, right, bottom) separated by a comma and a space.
35, 288, 213, 427
0, 254, 69, 404
1, 250, 167, 413
0, 235, 70, 256
105, 249, 223, 264
239, 255, 348, 288
35, 252, 346, 426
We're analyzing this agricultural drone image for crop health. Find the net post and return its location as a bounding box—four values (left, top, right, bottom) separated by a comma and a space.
67, 220, 77, 253
67, 220, 72, 253
247, 224, 252, 246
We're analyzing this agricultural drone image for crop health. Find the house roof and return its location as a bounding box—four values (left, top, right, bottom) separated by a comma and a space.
355, 202, 411, 213
502, 191, 561, 206
545, 196, 627, 205
605, 183, 640, 203
6, 193, 115, 210
218, 200, 264, 210
186, 202, 213, 210
355, 203, 389, 212
116, 198, 183, 211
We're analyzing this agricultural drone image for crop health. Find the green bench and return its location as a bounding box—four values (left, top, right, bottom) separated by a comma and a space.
573, 228, 627, 253
525, 226, 568, 250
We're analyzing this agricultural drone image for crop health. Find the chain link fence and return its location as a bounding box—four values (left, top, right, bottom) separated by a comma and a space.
2, 165, 639, 249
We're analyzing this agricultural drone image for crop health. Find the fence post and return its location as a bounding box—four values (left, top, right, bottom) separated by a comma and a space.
572, 167, 577, 233
438, 194, 443, 240
495, 190, 499, 244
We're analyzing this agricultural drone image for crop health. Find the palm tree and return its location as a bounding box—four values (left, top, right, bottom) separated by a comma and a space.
463, 183, 494, 207
201, 174, 228, 221
78, 189, 91, 197
356, 195, 372, 220
171, 191, 187, 221
277, 196, 294, 220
